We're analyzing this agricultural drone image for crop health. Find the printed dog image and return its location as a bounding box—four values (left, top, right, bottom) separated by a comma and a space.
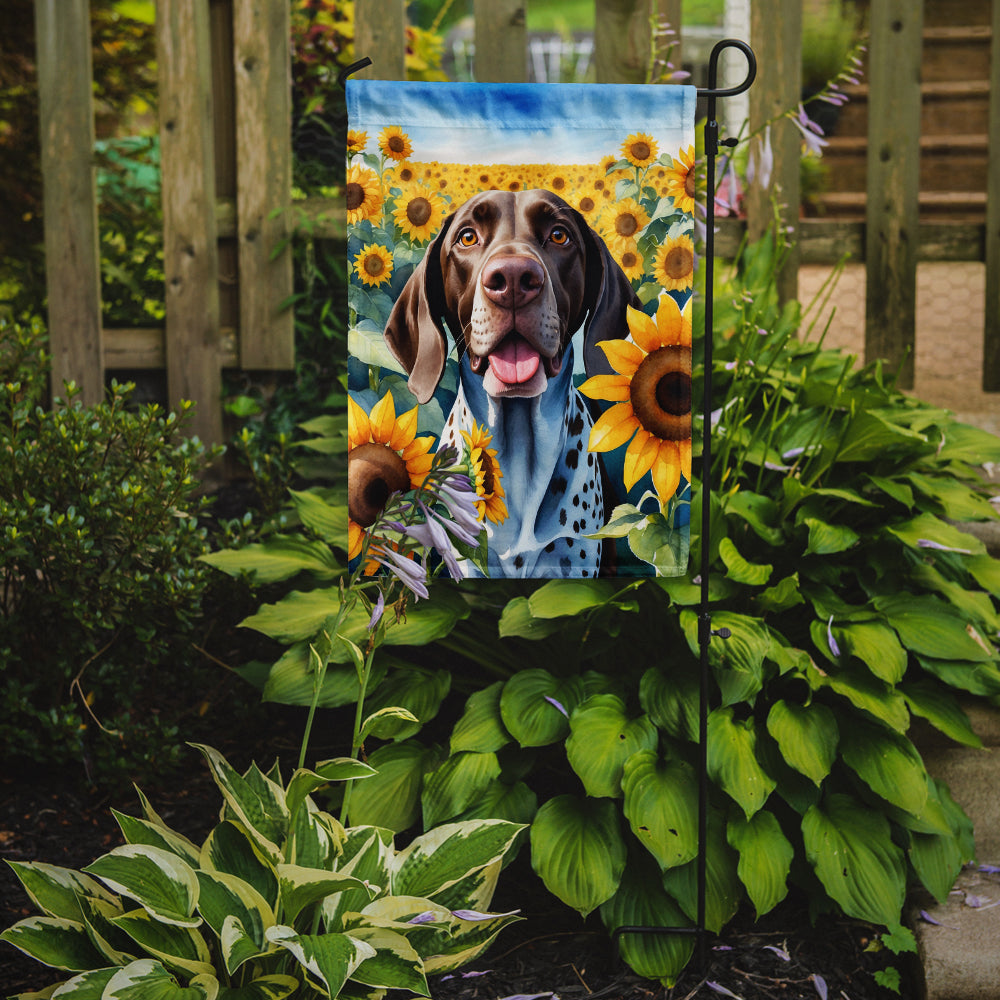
347, 81, 696, 580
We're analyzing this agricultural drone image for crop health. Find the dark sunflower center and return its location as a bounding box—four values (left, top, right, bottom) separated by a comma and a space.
615, 213, 639, 238
579, 196, 595, 212
664, 246, 694, 279
621, 251, 638, 269
388, 135, 406, 154
399, 167, 414, 182
684, 169, 696, 198
364, 253, 385, 278
630, 141, 651, 161
478, 454, 496, 497
551, 176, 566, 190
629, 345, 693, 442
348, 442, 409, 528
346, 183, 364, 211
406, 197, 432, 226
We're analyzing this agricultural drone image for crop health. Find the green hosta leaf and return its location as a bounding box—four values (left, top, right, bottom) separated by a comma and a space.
242, 590, 343, 642
453, 779, 538, 827
216, 976, 299, 1000
362, 667, 451, 740
112, 812, 201, 868
802, 793, 906, 926
901, 680, 982, 748
639, 665, 699, 742
195, 871, 273, 974
680, 610, 770, 706
289, 488, 349, 547
527, 579, 621, 617
835, 621, 907, 684
285, 759, 375, 822
839, 718, 929, 817
886, 511, 985, 556
599, 853, 694, 987
260, 644, 385, 708
906, 472, 998, 522
497, 596, 565, 639
911, 562, 1000, 633
621, 751, 699, 870
916, 655, 1000, 697
83, 846, 200, 928
499, 670, 584, 747
103, 959, 218, 1000
347, 740, 441, 832
756, 573, 805, 614
803, 517, 859, 556
191, 746, 287, 863
393, 820, 524, 901
707, 708, 776, 818
4, 862, 118, 923
566, 695, 658, 798
111, 909, 214, 978
875, 594, 995, 662
967, 553, 1000, 597
530, 795, 626, 917
727, 811, 793, 918
336, 591, 469, 651
661, 811, 741, 933
724, 490, 784, 545
765, 700, 838, 786
811, 662, 910, 732
718, 537, 772, 586
199, 822, 278, 910
834, 410, 927, 463
277, 865, 374, 925
0, 916, 107, 972
200, 535, 340, 584
360, 706, 421, 742
265, 926, 375, 997
450, 682, 511, 754
421, 751, 502, 828
909, 827, 966, 905
346, 926, 429, 994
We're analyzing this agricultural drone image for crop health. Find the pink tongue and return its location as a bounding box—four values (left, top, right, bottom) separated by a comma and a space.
488, 338, 540, 385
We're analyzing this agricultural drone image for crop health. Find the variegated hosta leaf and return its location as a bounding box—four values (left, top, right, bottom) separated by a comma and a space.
0, 916, 107, 972
4, 861, 118, 922
566, 695, 658, 799
765, 700, 838, 786
112, 810, 202, 868
838, 718, 929, 817
191, 745, 287, 863
83, 846, 200, 928
195, 871, 274, 973
322, 829, 393, 931
450, 681, 511, 754
599, 854, 694, 987
265, 926, 376, 998
199, 822, 278, 910
276, 864, 376, 925
499, 670, 585, 747
529, 795, 626, 917
726, 810, 793, 918
422, 907, 522, 975
345, 926, 429, 995
77, 894, 136, 966
214, 975, 299, 1000
420, 751, 502, 829
706, 707, 776, 819
102, 958, 218, 999
285, 760, 375, 824
424, 859, 501, 916
391, 820, 525, 901
110, 908, 214, 979
621, 751, 699, 871
802, 793, 906, 926
288, 801, 343, 870
45, 966, 118, 997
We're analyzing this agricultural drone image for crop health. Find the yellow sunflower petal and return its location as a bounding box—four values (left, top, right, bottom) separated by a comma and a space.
626, 305, 661, 354
368, 392, 398, 444
588, 402, 639, 453
678, 437, 693, 481
348, 519, 364, 561
623, 429, 661, 492
390, 404, 419, 451
598, 337, 646, 377
348, 395, 371, 448
650, 439, 682, 500
578, 373, 632, 402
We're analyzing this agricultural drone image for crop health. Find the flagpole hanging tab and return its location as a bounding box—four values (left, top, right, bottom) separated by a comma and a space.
338, 57, 373, 90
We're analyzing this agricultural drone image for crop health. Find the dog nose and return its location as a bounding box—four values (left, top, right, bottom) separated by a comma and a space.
481, 254, 545, 309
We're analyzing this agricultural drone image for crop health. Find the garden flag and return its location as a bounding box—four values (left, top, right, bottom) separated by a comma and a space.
347, 80, 697, 579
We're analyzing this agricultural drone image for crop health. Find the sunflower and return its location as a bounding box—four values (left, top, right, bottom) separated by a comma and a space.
346, 129, 368, 155
653, 234, 695, 292
391, 183, 446, 243
621, 132, 659, 169
346, 164, 382, 225
386, 161, 417, 186
579, 294, 693, 501
461, 423, 508, 526
379, 125, 412, 161
348, 394, 435, 562
611, 240, 645, 281
352, 243, 393, 287
597, 197, 651, 251
664, 145, 697, 214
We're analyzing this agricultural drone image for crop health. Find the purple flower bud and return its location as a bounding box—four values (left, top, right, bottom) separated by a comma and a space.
367, 591, 385, 631
827, 616, 841, 658
544, 695, 569, 718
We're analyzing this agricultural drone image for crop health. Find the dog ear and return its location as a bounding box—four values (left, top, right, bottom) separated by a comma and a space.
383, 215, 454, 404
578, 221, 642, 377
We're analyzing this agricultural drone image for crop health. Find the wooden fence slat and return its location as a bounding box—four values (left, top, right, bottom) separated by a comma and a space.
594, 0, 655, 84
474, 0, 527, 82
864, 0, 923, 390
747, 0, 801, 305
354, 0, 407, 80
34, 0, 103, 405
157, 0, 223, 445
983, 0, 1000, 390
233, 0, 294, 369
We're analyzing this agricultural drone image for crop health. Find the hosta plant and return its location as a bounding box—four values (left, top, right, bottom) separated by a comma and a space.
1, 744, 523, 999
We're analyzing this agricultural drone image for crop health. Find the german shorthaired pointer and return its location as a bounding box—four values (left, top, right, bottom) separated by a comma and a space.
383, 188, 639, 578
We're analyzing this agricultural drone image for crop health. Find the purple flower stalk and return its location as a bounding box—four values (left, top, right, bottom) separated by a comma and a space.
791, 104, 828, 156
371, 544, 429, 600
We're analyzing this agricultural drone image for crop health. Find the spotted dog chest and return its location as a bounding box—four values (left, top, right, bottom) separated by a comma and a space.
439, 356, 604, 578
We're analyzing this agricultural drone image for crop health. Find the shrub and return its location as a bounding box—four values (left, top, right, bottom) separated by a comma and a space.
0, 316, 220, 783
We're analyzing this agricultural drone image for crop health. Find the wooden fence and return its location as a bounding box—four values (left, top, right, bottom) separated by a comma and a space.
33, 0, 1000, 445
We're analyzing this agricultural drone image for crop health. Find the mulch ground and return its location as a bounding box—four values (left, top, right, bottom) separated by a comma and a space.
1, 739, 914, 1000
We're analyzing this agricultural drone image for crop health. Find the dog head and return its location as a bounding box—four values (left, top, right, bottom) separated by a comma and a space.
383, 188, 640, 404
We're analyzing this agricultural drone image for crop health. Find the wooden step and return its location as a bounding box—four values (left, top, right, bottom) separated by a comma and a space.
921, 0, 992, 28
833, 80, 991, 137
922, 25, 993, 83
813, 189, 987, 222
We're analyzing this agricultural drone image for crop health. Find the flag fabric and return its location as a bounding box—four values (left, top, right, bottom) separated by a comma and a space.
347, 80, 696, 579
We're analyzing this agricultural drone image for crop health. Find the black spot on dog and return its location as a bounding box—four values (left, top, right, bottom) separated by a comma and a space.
565, 449, 579, 469
572, 495, 580, 506
545, 542, 556, 552
552, 475, 568, 494
568, 413, 585, 437
514, 554, 524, 569
559, 509, 567, 526
567, 537, 574, 547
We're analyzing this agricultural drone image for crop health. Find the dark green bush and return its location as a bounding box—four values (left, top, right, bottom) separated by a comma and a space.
0, 316, 220, 783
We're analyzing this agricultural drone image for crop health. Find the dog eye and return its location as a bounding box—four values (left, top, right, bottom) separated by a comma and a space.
457, 227, 479, 247
548, 226, 571, 246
